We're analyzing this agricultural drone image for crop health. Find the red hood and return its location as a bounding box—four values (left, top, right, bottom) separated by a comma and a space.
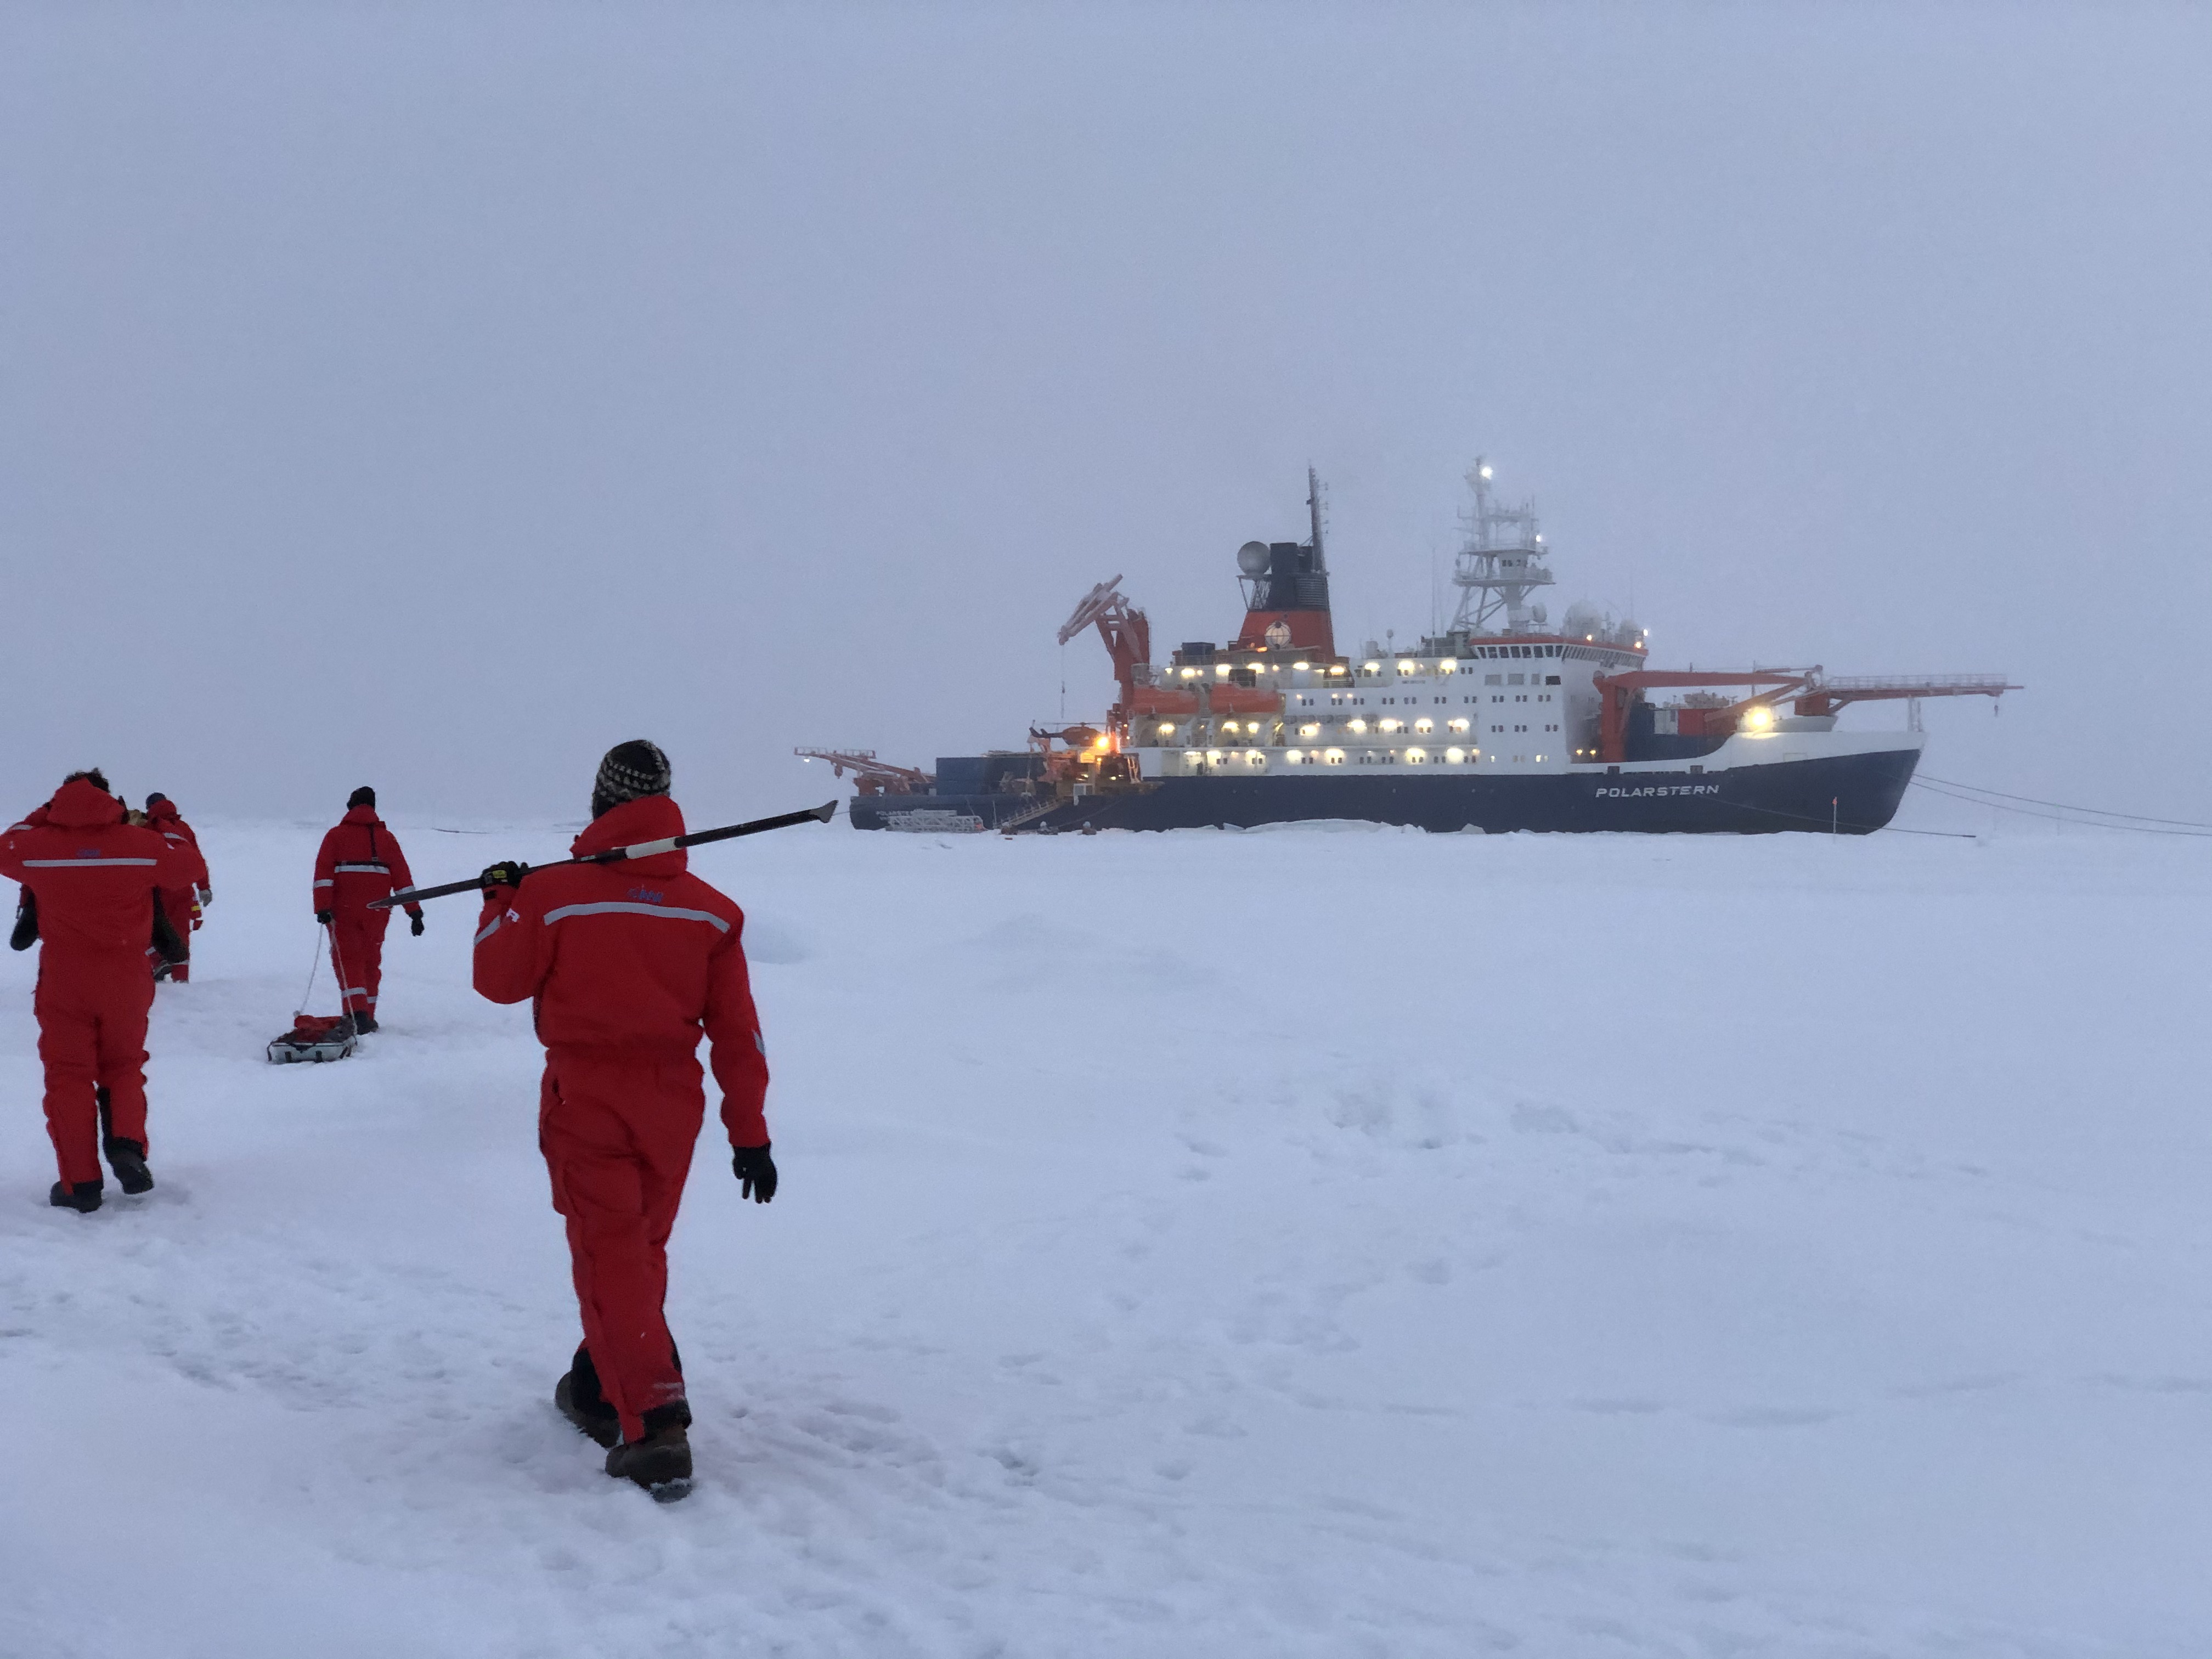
148, 800, 183, 826
341, 804, 385, 828
572, 795, 687, 874
46, 778, 126, 829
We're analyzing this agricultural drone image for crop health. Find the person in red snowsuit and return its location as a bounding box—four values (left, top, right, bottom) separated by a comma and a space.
312, 787, 424, 1032
1, 772, 189, 1210
473, 740, 775, 1498
144, 793, 211, 984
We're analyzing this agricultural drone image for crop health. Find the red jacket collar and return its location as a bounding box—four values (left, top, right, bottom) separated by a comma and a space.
341, 805, 383, 827
46, 778, 126, 829
572, 795, 687, 872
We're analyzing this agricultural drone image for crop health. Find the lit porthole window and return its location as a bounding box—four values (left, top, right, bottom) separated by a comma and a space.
1347, 718, 1368, 734
1405, 747, 1427, 764
1414, 718, 1433, 733
1299, 723, 1321, 737
1246, 749, 1265, 765
1378, 718, 1401, 733
1324, 748, 1345, 765
1445, 747, 1465, 764
1205, 749, 1224, 764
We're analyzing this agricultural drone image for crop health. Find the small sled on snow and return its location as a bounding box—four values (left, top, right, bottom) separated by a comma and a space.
268, 924, 361, 1064
267, 1013, 358, 1064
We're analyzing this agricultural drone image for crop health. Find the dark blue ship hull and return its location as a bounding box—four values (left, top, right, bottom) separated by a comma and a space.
848, 746, 1920, 835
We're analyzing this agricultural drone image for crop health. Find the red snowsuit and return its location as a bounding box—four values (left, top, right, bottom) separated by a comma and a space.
472, 794, 770, 1442
0, 780, 188, 1186
145, 800, 210, 983
312, 806, 422, 1018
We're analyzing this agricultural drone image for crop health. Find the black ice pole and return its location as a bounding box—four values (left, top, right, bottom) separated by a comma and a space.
370, 800, 840, 908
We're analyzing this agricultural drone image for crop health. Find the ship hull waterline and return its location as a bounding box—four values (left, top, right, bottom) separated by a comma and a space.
848, 744, 1923, 836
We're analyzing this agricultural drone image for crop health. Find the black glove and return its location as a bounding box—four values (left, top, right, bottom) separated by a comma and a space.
409, 912, 425, 936
479, 861, 529, 892
10, 889, 36, 952
315, 909, 334, 927
732, 1142, 777, 1204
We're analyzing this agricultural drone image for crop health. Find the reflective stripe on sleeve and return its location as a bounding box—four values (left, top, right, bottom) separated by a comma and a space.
20, 857, 160, 867
313, 878, 334, 888
475, 914, 505, 944
333, 862, 390, 874
541, 900, 731, 933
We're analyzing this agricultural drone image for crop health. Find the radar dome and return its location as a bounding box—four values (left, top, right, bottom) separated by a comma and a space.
1236, 540, 1271, 575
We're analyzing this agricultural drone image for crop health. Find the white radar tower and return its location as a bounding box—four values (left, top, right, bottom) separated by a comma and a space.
1449, 457, 1554, 637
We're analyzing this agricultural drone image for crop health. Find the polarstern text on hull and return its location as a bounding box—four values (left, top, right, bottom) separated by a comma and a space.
809, 460, 2020, 834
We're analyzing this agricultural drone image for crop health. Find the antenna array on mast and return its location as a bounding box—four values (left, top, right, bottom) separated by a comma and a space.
1449, 456, 1554, 637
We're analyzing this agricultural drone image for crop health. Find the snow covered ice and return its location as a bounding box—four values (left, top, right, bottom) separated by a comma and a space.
2, 818, 2208, 1657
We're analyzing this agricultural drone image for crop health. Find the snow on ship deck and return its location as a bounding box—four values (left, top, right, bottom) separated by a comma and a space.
3, 815, 2207, 1657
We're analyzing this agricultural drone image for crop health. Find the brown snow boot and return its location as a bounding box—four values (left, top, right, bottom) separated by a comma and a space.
49, 1180, 102, 1214
555, 1350, 621, 1449
605, 1402, 692, 1502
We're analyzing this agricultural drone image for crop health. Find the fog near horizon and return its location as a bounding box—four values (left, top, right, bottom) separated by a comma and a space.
4, 4, 2207, 835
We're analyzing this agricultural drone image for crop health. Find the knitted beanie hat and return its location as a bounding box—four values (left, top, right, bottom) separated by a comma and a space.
592, 740, 672, 818
348, 786, 376, 809
145, 792, 170, 809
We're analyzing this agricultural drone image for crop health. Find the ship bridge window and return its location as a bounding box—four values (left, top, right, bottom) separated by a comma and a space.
1484, 674, 1502, 686
1545, 675, 1561, 686
1508, 673, 1525, 686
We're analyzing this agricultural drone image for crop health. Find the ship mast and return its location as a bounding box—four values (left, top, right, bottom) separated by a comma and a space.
1307, 464, 1326, 567
1449, 456, 1553, 637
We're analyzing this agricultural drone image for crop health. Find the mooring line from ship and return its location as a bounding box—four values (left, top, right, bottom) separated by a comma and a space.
1914, 774, 2212, 832
1728, 797, 1978, 838
1908, 778, 2212, 838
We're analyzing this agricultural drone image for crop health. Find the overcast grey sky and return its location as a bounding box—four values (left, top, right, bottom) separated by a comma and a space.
4, 3, 2207, 829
